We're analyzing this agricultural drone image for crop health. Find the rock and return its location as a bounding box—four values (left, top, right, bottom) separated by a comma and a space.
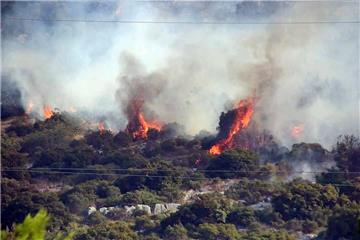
154, 204, 166, 215
125, 206, 136, 215
136, 204, 152, 215
154, 203, 180, 215
97, 203, 180, 216
165, 203, 180, 213
88, 206, 96, 215
99, 207, 110, 215
249, 201, 271, 211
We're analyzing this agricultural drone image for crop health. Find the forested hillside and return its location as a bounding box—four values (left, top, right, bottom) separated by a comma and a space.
2, 113, 359, 240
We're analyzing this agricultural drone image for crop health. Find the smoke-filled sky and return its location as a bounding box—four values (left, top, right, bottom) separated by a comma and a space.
1, 1, 359, 148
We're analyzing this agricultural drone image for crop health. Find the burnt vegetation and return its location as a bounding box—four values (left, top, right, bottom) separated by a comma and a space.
1, 109, 360, 240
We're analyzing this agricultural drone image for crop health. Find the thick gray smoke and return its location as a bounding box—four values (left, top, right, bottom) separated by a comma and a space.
1, 1, 359, 148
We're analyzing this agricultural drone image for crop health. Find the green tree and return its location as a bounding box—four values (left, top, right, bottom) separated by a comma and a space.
206, 150, 260, 179
325, 203, 360, 240
86, 212, 106, 225
161, 193, 233, 227
113, 131, 132, 147
161, 139, 177, 152
134, 215, 157, 233
334, 135, 360, 173
1, 136, 29, 180
1, 209, 73, 240
2, 189, 72, 231
226, 207, 257, 227
197, 223, 241, 240
225, 179, 277, 204
119, 190, 166, 206
74, 221, 138, 240
85, 131, 113, 150
163, 224, 188, 240
244, 228, 296, 240
272, 179, 338, 225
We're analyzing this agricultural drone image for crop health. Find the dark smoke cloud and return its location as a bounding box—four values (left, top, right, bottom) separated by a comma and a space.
115, 53, 167, 122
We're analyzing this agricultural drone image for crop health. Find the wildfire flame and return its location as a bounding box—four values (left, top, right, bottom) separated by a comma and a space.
291, 124, 304, 138
43, 105, 54, 119
98, 121, 105, 134
209, 97, 255, 155
126, 99, 162, 139
26, 101, 34, 114
128, 112, 162, 139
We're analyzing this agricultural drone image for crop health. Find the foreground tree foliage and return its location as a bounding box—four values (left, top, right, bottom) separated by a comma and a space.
1, 179, 72, 232
1, 209, 73, 240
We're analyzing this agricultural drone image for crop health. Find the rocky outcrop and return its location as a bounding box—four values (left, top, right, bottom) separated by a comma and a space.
88, 206, 96, 215
125, 206, 136, 215
136, 204, 152, 215
88, 203, 180, 216
154, 203, 181, 215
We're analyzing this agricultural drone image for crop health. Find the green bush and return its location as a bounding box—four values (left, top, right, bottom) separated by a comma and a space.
225, 179, 277, 204
163, 224, 188, 240
161, 193, 233, 228
205, 150, 260, 179
74, 221, 137, 240
272, 179, 338, 224
226, 207, 257, 227
197, 223, 241, 240
325, 203, 360, 240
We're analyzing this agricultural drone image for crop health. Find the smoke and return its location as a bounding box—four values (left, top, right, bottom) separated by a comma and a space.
1, 1, 359, 148
285, 143, 335, 181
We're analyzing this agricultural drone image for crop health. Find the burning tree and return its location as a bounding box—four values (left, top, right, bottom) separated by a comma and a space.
209, 97, 255, 155
43, 105, 54, 119
116, 55, 166, 140
125, 98, 162, 140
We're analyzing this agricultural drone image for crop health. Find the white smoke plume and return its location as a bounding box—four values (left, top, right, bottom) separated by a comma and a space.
1, 1, 359, 148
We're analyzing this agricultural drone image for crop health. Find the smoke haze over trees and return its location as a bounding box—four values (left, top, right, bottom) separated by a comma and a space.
1, 1, 358, 148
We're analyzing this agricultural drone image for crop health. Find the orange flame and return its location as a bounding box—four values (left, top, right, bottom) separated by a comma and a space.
291, 124, 304, 138
209, 97, 255, 155
98, 121, 105, 134
147, 119, 162, 132
129, 112, 162, 139
125, 98, 163, 139
26, 101, 34, 114
43, 105, 54, 119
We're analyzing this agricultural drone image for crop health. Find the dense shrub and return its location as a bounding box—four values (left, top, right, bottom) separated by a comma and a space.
325, 203, 360, 240
161, 193, 234, 228
206, 149, 260, 179
225, 179, 277, 204
226, 207, 257, 227
272, 179, 339, 225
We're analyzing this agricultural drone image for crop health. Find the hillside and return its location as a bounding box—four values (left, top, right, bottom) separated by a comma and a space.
1, 113, 359, 240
